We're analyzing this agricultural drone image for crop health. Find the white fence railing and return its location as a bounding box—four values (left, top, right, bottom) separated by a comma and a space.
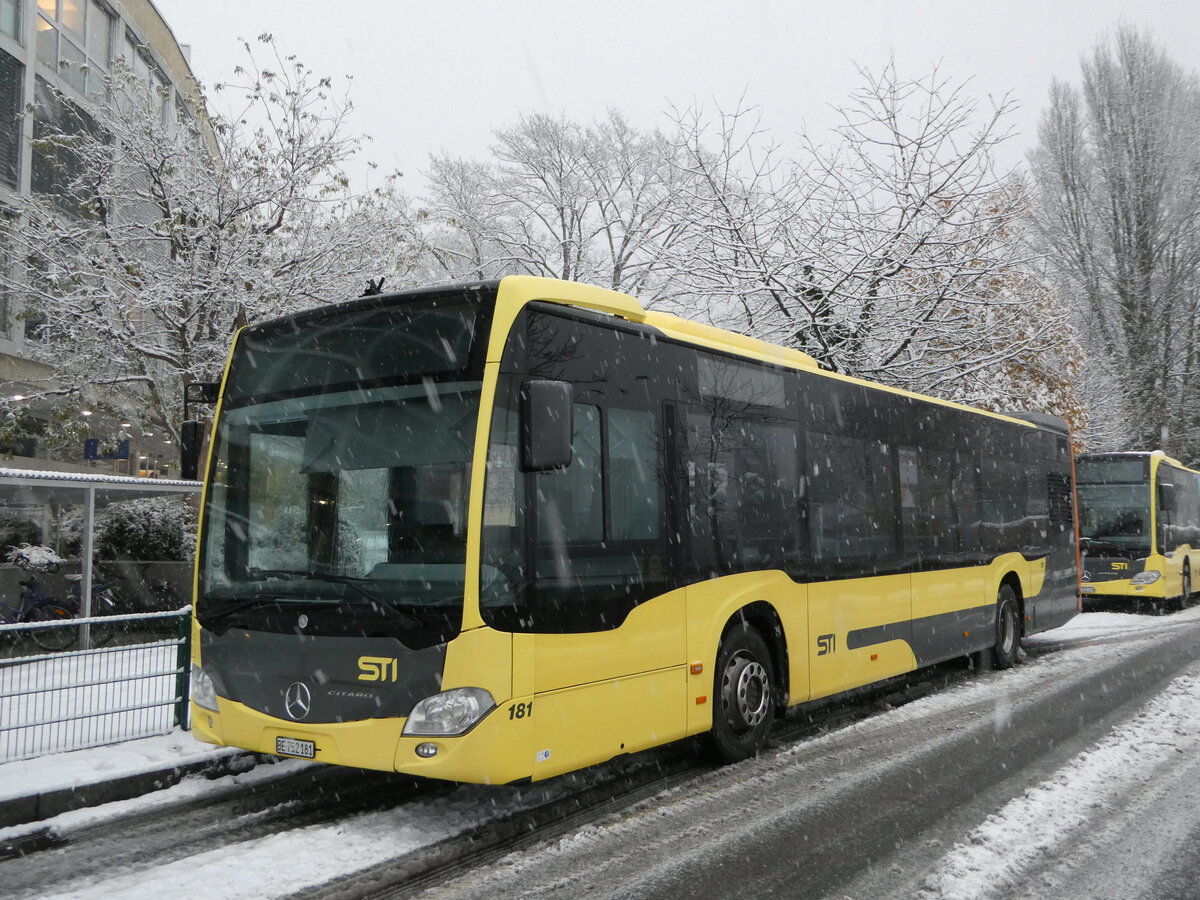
0, 611, 191, 762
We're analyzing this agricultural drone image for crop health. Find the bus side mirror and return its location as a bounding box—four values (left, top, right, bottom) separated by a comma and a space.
1159, 482, 1176, 513
180, 420, 205, 481
521, 380, 573, 471
180, 381, 220, 481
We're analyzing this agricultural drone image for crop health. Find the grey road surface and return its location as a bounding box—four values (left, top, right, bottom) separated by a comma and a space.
415, 612, 1200, 900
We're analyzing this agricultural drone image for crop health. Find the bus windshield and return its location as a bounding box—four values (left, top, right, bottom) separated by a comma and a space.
198, 292, 490, 638
1076, 456, 1151, 553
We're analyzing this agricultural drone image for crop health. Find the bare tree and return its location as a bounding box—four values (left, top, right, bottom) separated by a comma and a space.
0, 36, 417, 444
418, 111, 685, 303
664, 64, 1081, 415
1030, 26, 1200, 460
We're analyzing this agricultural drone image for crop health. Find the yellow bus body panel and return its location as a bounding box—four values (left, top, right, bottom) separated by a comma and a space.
528, 667, 687, 780
531, 589, 686, 694
808, 573, 914, 699
679, 571, 808, 734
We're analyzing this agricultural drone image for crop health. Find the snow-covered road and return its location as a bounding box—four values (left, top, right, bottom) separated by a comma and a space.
4, 609, 1200, 899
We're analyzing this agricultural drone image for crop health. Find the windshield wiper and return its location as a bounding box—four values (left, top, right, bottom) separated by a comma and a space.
201, 595, 288, 621
1080, 536, 1121, 552
248, 568, 383, 601
248, 567, 310, 581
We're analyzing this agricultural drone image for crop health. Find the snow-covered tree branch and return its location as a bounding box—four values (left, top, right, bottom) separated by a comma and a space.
0, 35, 418, 443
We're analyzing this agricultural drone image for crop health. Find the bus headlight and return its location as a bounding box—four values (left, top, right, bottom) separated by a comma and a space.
191, 664, 220, 712
1131, 570, 1161, 585
403, 688, 494, 736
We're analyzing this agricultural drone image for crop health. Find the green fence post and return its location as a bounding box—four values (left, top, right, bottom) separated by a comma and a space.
174, 610, 191, 729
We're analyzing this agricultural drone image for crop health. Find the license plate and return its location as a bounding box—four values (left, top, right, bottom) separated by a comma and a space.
1081, 586, 1096, 594
276, 736, 316, 758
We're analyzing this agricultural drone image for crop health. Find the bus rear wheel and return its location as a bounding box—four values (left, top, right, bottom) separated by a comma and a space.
994, 585, 1020, 669
704, 623, 775, 764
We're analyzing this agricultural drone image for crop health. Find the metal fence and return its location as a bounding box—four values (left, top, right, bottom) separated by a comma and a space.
0, 467, 200, 762
0, 610, 191, 762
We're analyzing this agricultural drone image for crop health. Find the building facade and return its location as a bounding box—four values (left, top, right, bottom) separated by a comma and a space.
0, 0, 211, 474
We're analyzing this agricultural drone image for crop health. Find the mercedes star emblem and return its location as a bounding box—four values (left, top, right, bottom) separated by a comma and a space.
284, 682, 312, 720
297, 613, 309, 630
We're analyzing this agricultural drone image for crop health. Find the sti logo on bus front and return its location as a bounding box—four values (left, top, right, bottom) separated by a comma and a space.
1111, 562, 1130, 571
357, 656, 399, 682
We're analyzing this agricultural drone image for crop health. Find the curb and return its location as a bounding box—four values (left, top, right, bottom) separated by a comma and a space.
0, 751, 258, 830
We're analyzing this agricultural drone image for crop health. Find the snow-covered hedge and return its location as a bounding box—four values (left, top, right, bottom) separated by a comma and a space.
95, 497, 197, 561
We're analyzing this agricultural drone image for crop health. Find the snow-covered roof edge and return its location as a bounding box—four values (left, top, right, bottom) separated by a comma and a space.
0, 468, 201, 490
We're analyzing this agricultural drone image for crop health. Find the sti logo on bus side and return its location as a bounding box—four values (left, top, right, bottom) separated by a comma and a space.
357, 656, 399, 682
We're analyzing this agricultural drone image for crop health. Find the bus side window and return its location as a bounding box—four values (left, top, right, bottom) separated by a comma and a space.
808, 431, 896, 570
536, 403, 603, 544
686, 409, 802, 577
609, 407, 662, 541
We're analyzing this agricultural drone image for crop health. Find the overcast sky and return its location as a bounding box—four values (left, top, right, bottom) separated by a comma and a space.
151, 0, 1199, 193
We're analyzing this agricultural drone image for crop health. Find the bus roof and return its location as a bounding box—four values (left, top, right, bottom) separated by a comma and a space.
245, 275, 1065, 435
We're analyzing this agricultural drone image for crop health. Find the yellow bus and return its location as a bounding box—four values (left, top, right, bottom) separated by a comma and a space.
189, 276, 1079, 784
1077, 451, 1200, 610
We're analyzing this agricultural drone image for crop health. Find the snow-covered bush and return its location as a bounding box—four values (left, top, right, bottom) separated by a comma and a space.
95, 497, 198, 561
5, 543, 65, 570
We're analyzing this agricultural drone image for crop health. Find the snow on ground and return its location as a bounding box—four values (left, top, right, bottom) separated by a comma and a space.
4, 609, 1199, 899
920, 666, 1200, 899
1024, 609, 1180, 644
0, 730, 237, 805
0, 754, 310, 846
32, 761, 635, 900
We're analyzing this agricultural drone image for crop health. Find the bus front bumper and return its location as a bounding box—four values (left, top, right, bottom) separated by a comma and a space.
191, 697, 534, 785
1080, 577, 1167, 602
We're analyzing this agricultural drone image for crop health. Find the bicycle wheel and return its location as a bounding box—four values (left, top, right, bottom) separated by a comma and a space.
89, 617, 116, 647
88, 587, 121, 647
29, 603, 77, 652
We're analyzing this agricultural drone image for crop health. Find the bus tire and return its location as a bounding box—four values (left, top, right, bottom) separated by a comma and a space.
994, 585, 1020, 669
704, 622, 775, 764
1179, 564, 1192, 611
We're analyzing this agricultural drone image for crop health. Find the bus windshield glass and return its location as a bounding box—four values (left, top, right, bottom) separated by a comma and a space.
1076, 456, 1151, 553
198, 292, 491, 638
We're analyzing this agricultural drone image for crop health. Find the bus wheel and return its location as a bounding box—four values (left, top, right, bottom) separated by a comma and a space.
705, 623, 775, 763
1180, 565, 1192, 611
994, 585, 1020, 670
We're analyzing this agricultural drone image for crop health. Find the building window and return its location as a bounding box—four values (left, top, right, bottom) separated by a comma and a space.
35, 0, 113, 100
36, 15, 57, 69
0, 216, 11, 338
31, 75, 102, 213
119, 32, 170, 121
85, 1, 108, 61
0, 48, 21, 188
0, 0, 21, 43
59, 0, 84, 38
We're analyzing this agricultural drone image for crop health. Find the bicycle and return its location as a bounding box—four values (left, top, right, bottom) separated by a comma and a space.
0, 566, 77, 652
64, 573, 120, 647
120, 564, 183, 634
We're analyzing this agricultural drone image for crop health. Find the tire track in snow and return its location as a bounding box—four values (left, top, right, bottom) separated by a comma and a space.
921, 667, 1200, 900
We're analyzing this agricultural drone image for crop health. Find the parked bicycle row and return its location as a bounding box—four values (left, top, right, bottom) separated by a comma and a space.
0, 556, 183, 654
